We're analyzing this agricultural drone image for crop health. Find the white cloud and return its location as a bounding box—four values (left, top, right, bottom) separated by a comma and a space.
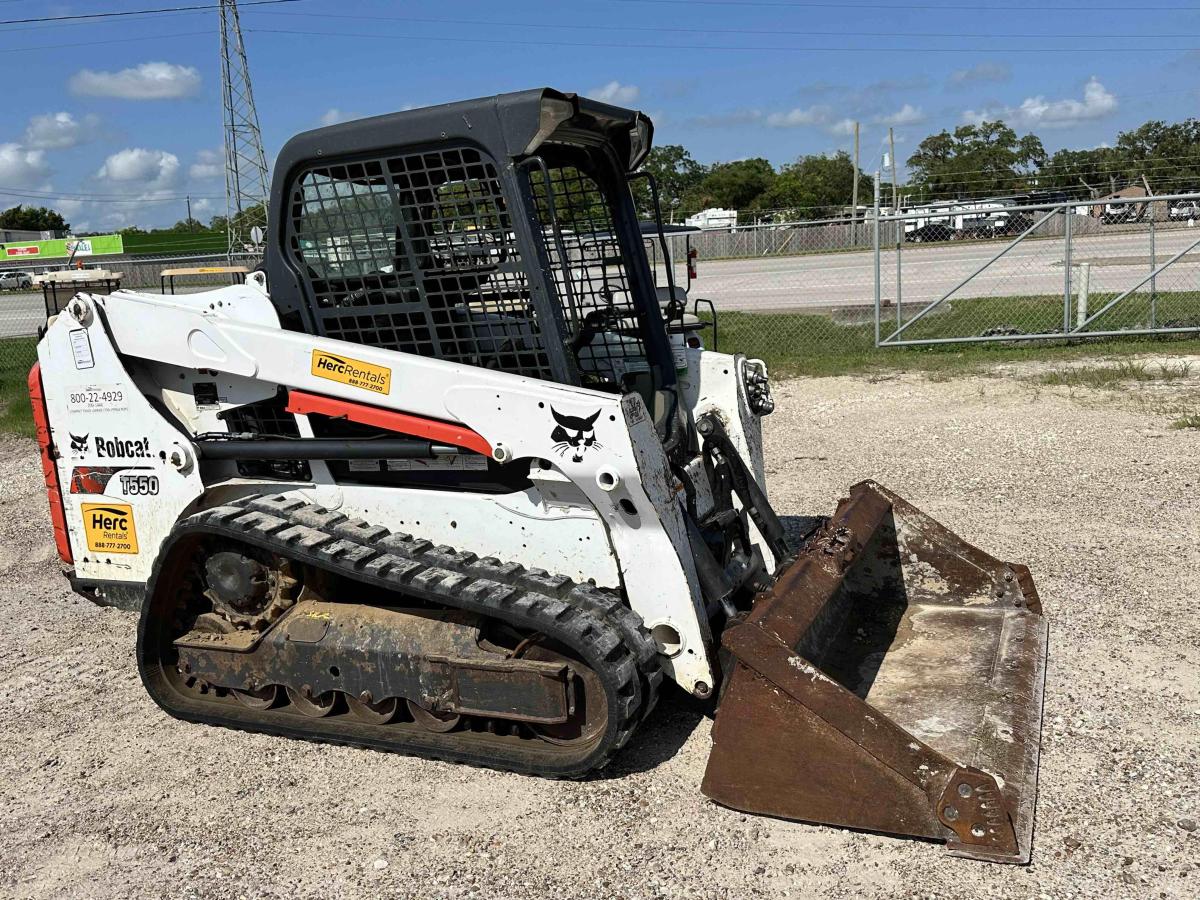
964, 78, 1117, 129
765, 105, 830, 127
96, 148, 181, 188
69, 61, 201, 100
585, 81, 640, 105
693, 105, 861, 137
90, 149, 185, 229
319, 108, 358, 126
875, 104, 925, 127
0, 144, 50, 186
949, 62, 1011, 86
188, 147, 222, 180
53, 196, 85, 219
23, 112, 100, 150
826, 118, 858, 137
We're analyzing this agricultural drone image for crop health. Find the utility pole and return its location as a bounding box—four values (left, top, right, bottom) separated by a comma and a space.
186, 195, 193, 231
850, 121, 860, 242
219, 0, 269, 260
889, 127, 898, 212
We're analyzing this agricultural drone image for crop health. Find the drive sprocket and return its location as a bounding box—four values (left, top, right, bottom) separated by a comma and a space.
201, 546, 298, 630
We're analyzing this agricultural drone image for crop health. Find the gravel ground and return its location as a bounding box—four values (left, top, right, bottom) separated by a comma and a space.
1, 359, 1198, 899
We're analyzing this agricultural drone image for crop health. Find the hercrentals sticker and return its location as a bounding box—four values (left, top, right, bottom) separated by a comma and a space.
311, 350, 391, 394
81, 502, 139, 554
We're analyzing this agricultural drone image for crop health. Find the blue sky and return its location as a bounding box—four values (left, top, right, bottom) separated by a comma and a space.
4, 0, 1200, 231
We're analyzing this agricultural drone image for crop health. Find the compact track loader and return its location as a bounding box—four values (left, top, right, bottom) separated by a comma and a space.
30, 89, 1047, 862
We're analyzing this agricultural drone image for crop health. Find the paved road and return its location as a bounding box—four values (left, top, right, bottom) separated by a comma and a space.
684, 227, 1200, 314
0, 285, 214, 340
5, 228, 1198, 339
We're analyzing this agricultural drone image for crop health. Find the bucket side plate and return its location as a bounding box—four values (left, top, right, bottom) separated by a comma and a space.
702, 481, 1048, 863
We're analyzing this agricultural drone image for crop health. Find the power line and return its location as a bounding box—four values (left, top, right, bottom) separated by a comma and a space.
897, 159, 1200, 189
0, 30, 211, 53
246, 28, 1200, 53
0, 9, 213, 35
0, 187, 224, 203
245, 10, 1200, 41
607, 0, 1198, 11
0, 0, 299, 27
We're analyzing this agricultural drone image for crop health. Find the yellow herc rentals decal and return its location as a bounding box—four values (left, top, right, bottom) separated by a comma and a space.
310, 350, 391, 394
81, 502, 139, 554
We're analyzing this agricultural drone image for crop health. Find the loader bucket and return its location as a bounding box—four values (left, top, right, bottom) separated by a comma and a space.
702, 481, 1047, 863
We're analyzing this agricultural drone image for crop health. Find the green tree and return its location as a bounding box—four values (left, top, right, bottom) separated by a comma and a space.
681, 158, 776, 217
0, 205, 70, 233
633, 144, 707, 219
230, 203, 267, 241
907, 122, 1045, 201
754, 151, 872, 219
1034, 146, 1129, 195
169, 217, 206, 233
1114, 119, 1200, 192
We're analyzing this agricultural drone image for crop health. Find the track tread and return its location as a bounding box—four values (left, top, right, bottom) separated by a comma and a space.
141, 493, 662, 777
245, 494, 663, 719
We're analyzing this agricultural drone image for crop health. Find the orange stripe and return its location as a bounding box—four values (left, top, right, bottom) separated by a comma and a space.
285, 390, 493, 458
28, 363, 73, 564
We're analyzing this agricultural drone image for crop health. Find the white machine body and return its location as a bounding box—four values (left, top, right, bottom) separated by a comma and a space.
37, 279, 771, 696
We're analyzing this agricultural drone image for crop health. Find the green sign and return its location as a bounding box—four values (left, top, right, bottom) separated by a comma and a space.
0, 233, 124, 261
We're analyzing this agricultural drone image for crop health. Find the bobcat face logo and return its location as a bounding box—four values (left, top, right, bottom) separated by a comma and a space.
550, 408, 602, 463
69, 433, 89, 453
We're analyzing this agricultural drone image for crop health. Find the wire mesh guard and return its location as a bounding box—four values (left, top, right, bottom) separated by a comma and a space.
528, 160, 651, 389
286, 144, 654, 391
287, 146, 553, 380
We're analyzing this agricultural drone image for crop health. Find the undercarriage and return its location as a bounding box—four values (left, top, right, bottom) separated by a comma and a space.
141, 494, 660, 776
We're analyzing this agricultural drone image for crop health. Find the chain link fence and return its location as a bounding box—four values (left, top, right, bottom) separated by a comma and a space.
877, 192, 1200, 346
4, 191, 1200, 417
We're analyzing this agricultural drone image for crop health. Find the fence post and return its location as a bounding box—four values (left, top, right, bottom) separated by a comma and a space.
1062, 206, 1072, 334
1149, 211, 1157, 327
873, 171, 881, 347
895, 196, 903, 331
1075, 262, 1090, 329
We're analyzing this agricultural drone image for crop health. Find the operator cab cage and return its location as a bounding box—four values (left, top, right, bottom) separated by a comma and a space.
265, 88, 673, 404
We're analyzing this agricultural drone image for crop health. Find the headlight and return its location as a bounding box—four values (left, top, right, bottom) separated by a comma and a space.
743, 358, 774, 416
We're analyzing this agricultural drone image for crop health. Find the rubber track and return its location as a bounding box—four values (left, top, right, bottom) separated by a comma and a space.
246, 495, 664, 722
143, 493, 661, 777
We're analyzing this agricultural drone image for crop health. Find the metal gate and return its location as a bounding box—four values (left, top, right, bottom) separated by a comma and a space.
873, 191, 1200, 346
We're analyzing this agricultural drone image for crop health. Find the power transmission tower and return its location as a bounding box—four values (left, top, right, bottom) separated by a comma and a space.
219, 0, 269, 260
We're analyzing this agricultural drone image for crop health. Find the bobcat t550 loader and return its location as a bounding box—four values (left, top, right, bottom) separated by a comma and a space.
29, 89, 1047, 862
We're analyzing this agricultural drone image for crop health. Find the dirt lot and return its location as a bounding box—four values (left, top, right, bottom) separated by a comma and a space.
1, 359, 1198, 899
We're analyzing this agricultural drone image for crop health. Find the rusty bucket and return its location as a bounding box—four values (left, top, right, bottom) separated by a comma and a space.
702, 481, 1047, 863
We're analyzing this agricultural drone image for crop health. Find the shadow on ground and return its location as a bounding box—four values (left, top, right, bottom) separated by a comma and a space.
601, 687, 710, 777
595, 515, 825, 780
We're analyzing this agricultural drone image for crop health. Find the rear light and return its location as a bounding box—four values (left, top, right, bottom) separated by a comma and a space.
687, 247, 698, 280
27, 363, 73, 564
686, 336, 702, 348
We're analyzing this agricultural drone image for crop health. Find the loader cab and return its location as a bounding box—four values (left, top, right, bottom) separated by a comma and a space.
265, 89, 677, 431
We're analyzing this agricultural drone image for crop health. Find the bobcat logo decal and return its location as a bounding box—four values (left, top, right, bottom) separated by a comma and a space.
550, 408, 602, 463
69, 432, 89, 453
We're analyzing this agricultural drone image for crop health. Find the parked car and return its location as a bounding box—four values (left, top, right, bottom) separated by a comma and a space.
905, 222, 956, 243
0, 271, 33, 290
1168, 199, 1200, 221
